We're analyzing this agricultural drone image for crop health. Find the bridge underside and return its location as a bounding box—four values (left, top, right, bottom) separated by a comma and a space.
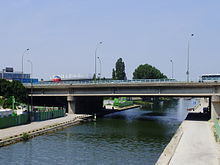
30, 95, 211, 115
27, 83, 220, 119
31, 96, 103, 115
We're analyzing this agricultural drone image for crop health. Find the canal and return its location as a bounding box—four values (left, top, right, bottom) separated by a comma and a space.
0, 98, 194, 165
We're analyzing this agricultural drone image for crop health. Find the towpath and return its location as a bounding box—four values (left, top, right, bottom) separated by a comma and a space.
0, 114, 91, 140
169, 120, 220, 165
156, 98, 220, 165
169, 99, 220, 165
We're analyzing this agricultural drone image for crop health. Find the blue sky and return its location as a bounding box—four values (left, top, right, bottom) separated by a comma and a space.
0, 0, 220, 81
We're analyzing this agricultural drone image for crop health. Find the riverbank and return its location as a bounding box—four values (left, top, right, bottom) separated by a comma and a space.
0, 104, 140, 147
0, 103, 186, 165
0, 114, 92, 147
156, 99, 220, 165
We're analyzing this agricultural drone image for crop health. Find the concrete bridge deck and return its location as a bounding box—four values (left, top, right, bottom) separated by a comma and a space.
25, 81, 220, 97
24, 81, 220, 119
26, 81, 220, 88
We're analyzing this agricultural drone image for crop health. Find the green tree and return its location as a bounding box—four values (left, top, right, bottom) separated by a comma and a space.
92, 74, 96, 80
11, 80, 28, 103
112, 58, 126, 80
0, 79, 27, 108
0, 79, 12, 98
112, 69, 116, 80
133, 64, 167, 79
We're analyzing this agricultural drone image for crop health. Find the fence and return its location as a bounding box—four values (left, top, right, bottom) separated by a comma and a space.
25, 78, 177, 86
0, 107, 65, 129
0, 114, 28, 129
32, 109, 65, 121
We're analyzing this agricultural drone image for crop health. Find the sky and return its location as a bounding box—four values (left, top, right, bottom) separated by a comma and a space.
0, 0, 220, 81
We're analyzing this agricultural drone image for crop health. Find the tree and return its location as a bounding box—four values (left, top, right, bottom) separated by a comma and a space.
112, 69, 116, 80
92, 74, 96, 80
0, 79, 27, 108
112, 58, 126, 80
133, 64, 167, 79
11, 80, 28, 103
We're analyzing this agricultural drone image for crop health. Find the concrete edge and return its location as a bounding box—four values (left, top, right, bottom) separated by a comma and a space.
0, 115, 92, 147
155, 122, 184, 165
117, 104, 141, 110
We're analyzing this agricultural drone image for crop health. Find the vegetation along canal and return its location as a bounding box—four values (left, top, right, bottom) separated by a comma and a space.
0, 98, 194, 165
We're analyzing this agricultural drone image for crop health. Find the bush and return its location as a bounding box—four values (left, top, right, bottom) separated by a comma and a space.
21, 132, 30, 141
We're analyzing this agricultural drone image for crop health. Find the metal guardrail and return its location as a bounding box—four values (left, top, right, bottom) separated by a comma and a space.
24, 79, 177, 86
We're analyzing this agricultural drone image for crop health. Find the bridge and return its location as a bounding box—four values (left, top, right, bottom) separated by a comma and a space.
25, 79, 220, 119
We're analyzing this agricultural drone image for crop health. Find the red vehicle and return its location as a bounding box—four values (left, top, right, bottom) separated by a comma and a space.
52, 76, 61, 82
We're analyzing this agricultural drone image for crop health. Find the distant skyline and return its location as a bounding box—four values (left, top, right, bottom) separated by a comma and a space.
1, 0, 220, 81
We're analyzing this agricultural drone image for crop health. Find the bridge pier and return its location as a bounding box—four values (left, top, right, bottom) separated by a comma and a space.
211, 96, 220, 120
67, 96, 76, 114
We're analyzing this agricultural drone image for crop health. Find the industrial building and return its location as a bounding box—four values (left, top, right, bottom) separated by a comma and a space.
0, 67, 38, 83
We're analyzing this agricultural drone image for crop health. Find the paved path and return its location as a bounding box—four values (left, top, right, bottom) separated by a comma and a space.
169, 99, 220, 165
0, 114, 90, 140
169, 120, 220, 165
157, 98, 220, 165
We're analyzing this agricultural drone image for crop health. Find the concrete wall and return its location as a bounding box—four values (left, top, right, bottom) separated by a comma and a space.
211, 96, 220, 119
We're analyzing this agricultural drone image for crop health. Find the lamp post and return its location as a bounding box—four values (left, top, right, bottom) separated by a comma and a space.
2, 68, 5, 79
22, 48, 30, 82
170, 59, 173, 79
94, 42, 102, 80
186, 34, 194, 82
27, 60, 33, 122
97, 56, 102, 79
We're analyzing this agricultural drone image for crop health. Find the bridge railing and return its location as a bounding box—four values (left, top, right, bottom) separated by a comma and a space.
24, 79, 177, 86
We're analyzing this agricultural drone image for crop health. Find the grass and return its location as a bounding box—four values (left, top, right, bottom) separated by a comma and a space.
21, 132, 30, 141
133, 100, 153, 105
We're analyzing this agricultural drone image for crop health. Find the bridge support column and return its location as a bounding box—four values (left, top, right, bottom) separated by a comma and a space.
211, 96, 220, 120
67, 96, 76, 114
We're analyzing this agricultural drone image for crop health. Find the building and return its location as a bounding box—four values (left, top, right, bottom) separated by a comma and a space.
0, 67, 38, 83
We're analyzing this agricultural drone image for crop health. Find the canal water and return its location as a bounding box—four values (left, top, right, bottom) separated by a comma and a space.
0, 99, 194, 165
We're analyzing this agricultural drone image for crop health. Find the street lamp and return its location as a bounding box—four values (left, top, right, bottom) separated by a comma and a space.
97, 56, 102, 79
170, 59, 173, 79
94, 42, 103, 80
27, 60, 33, 122
27, 60, 33, 78
22, 48, 30, 82
186, 34, 194, 82
2, 68, 5, 79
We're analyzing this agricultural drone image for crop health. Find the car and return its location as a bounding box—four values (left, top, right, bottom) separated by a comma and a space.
52, 76, 61, 82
